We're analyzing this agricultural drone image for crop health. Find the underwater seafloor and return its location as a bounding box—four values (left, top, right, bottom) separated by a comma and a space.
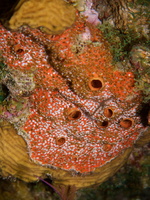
0, 0, 150, 199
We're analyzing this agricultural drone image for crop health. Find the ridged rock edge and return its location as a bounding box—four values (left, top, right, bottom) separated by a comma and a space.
0, 120, 139, 189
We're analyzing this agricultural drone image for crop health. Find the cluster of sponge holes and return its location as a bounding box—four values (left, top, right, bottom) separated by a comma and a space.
56, 107, 82, 146
55, 77, 104, 146
55, 77, 134, 145
96, 107, 114, 128
88, 77, 134, 130
97, 107, 134, 130
88, 77, 111, 128
103, 107, 134, 129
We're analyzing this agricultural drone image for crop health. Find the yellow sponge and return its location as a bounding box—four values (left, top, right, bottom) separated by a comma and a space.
9, 0, 76, 34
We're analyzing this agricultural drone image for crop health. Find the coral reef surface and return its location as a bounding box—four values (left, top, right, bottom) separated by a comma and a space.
0, 16, 148, 173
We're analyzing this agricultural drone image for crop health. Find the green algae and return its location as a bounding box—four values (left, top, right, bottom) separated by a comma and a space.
97, 13, 150, 102
98, 22, 141, 62
134, 0, 150, 7
0, 57, 9, 103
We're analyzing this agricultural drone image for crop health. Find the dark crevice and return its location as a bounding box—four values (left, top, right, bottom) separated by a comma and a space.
0, 84, 9, 102
0, 0, 20, 23
137, 102, 150, 127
